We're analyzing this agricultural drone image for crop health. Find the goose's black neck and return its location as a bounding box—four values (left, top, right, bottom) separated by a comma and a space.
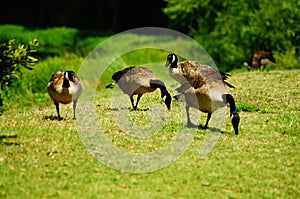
224, 94, 236, 116
170, 61, 178, 68
62, 73, 70, 88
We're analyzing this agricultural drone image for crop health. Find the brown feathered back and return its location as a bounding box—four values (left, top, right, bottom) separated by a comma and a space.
247, 51, 276, 71
106, 66, 172, 110
112, 66, 155, 96
172, 61, 234, 90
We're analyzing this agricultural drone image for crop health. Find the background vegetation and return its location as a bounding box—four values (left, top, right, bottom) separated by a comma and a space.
163, 0, 300, 71
0, 15, 299, 111
0, 38, 39, 110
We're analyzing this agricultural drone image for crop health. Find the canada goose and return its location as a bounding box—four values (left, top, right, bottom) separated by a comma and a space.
165, 54, 240, 135
244, 50, 276, 71
47, 70, 82, 120
106, 66, 172, 110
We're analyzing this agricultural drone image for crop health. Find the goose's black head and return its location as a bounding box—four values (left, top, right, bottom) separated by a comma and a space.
165, 54, 178, 68
64, 70, 76, 83
62, 70, 77, 88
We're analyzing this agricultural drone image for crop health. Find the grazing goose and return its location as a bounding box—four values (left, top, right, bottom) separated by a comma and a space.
47, 70, 82, 120
106, 66, 172, 110
165, 54, 240, 135
244, 50, 276, 71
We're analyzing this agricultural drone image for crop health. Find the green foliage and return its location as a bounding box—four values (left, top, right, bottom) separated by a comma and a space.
0, 38, 39, 110
0, 25, 30, 43
76, 36, 109, 52
0, 39, 39, 88
37, 27, 79, 55
163, 0, 202, 33
0, 25, 75, 56
275, 48, 300, 69
163, 0, 300, 71
0, 25, 111, 57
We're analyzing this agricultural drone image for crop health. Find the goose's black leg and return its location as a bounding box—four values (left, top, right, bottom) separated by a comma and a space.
204, 113, 212, 129
130, 95, 136, 110
134, 94, 143, 110
54, 101, 61, 120
73, 100, 78, 120
186, 105, 197, 128
186, 105, 192, 127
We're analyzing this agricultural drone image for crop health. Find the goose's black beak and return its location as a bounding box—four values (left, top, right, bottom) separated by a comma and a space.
165, 60, 171, 67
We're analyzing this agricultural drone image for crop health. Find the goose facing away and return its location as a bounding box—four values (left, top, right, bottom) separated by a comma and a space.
106, 66, 172, 110
47, 70, 82, 120
165, 54, 240, 135
244, 50, 276, 71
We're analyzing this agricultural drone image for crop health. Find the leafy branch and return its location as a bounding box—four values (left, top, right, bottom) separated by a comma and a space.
0, 38, 39, 107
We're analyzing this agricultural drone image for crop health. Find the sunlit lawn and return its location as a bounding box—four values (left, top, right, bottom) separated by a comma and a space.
0, 70, 299, 198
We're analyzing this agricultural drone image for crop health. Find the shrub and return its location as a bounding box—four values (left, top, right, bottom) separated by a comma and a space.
163, 0, 300, 71
0, 25, 111, 57
0, 38, 39, 111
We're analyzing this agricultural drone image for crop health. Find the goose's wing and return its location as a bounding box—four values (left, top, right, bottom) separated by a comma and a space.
177, 61, 206, 89
112, 66, 136, 82
178, 61, 234, 89
47, 71, 64, 89
112, 66, 156, 95
256, 51, 276, 63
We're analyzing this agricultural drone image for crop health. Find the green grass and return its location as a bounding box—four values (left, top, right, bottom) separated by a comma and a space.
0, 69, 299, 198
0, 24, 111, 56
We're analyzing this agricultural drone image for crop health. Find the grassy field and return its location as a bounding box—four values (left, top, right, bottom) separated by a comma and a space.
0, 68, 299, 198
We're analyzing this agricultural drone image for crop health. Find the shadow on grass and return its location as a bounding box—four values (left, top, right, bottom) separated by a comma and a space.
185, 124, 231, 135
105, 107, 150, 112
43, 115, 62, 121
0, 134, 20, 146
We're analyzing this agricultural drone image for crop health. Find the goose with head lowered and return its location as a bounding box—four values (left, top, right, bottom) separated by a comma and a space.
165, 54, 240, 135
244, 50, 276, 71
106, 66, 172, 110
47, 70, 82, 120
